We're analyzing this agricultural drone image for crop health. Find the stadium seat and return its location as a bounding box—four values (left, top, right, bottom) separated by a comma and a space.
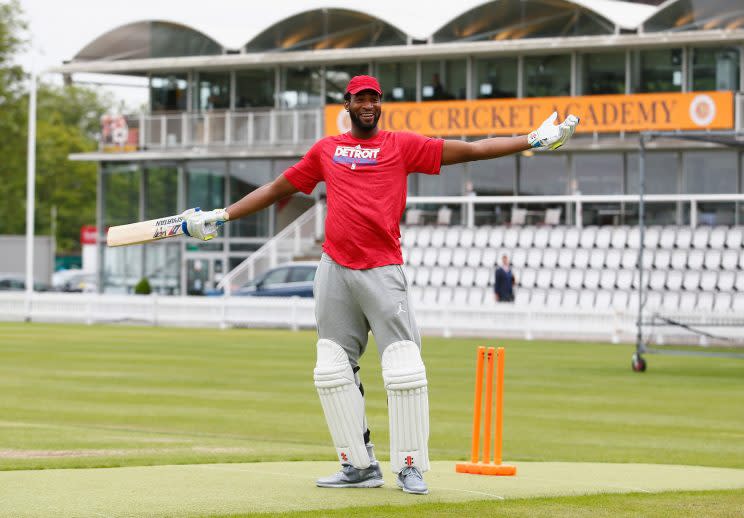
616, 270, 633, 290
444, 227, 460, 248
520, 268, 537, 289
562, 289, 579, 307
721, 250, 738, 270
402, 227, 417, 248
739, 251, 744, 270
578, 290, 595, 309
627, 227, 640, 249
408, 247, 424, 266
518, 227, 535, 248
621, 249, 638, 270
734, 294, 744, 312
682, 271, 700, 291
564, 227, 580, 248
410, 286, 424, 304
687, 250, 704, 270
404, 266, 416, 285
531, 289, 547, 306
641, 249, 654, 269
542, 248, 559, 268
713, 292, 732, 312
430, 267, 446, 287
438, 287, 453, 304
700, 271, 717, 291
666, 271, 683, 291
649, 270, 666, 291
703, 250, 721, 270
599, 269, 617, 290
527, 249, 542, 268
460, 267, 476, 287
692, 227, 710, 249
416, 227, 433, 247
460, 228, 475, 248
481, 248, 498, 267
414, 267, 430, 287
611, 227, 628, 249
612, 290, 629, 310
511, 208, 527, 225
558, 249, 574, 269
717, 271, 735, 291
679, 292, 697, 311
546, 289, 562, 307
671, 250, 688, 270
551, 268, 569, 288
595, 227, 612, 249
726, 228, 743, 249
708, 226, 726, 249
422, 247, 438, 267
595, 290, 612, 309
451, 248, 467, 267
452, 287, 469, 305
573, 249, 590, 269
675, 227, 692, 249
544, 208, 562, 225
422, 287, 438, 305
536, 269, 552, 290
583, 270, 600, 289
466, 248, 483, 267
654, 249, 671, 270
645, 291, 662, 311
736, 272, 744, 292
659, 227, 676, 249
549, 227, 566, 248
662, 291, 680, 311
401, 248, 408, 264
444, 268, 460, 287
605, 249, 621, 269
488, 227, 505, 248
580, 227, 597, 249
511, 249, 527, 268
468, 287, 486, 305
589, 249, 605, 269
473, 227, 491, 247
514, 289, 530, 306
503, 228, 519, 248
696, 291, 714, 311
431, 227, 446, 247
405, 209, 423, 226
632, 270, 651, 289
474, 267, 491, 287
567, 270, 584, 290
533, 227, 550, 248
437, 247, 453, 267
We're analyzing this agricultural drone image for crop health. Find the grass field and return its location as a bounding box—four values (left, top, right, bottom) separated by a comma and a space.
1, 323, 743, 516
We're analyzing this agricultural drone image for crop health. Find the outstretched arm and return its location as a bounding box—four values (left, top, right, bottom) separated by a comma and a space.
441, 111, 580, 166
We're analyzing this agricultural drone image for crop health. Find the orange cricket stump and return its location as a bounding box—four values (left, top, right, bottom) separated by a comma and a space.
455, 346, 517, 476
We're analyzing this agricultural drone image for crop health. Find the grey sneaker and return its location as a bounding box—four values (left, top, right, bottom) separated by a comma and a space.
396, 466, 429, 495
316, 462, 384, 488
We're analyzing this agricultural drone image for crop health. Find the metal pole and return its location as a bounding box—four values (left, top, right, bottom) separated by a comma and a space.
636, 134, 646, 358
25, 68, 37, 321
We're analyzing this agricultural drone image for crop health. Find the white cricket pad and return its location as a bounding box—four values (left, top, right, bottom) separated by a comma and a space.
313, 339, 370, 469
382, 340, 430, 473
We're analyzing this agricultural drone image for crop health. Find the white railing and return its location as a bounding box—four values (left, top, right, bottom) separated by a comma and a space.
736, 92, 744, 133
407, 193, 744, 228
217, 203, 326, 295
3, 292, 742, 345
101, 109, 323, 151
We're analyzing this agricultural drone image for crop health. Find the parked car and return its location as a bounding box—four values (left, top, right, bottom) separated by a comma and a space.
60, 272, 98, 293
0, 273, 51, 292
209, 262, 318, 297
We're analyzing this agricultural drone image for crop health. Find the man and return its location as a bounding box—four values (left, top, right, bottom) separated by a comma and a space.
182, 76, 578, 495
494, 254, 516, 302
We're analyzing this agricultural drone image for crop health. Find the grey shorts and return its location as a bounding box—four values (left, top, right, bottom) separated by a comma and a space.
313, 253, 421, 368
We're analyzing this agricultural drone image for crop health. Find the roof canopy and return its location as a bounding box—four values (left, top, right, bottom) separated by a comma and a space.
643, 0, 744, 32
244, 8, 407, 52
74, 21, 222, 61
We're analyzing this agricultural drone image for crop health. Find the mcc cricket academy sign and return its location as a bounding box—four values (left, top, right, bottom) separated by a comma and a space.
325, 91, 733, 137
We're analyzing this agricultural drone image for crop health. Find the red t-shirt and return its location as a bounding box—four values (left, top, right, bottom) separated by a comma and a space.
284, 131, 444, 269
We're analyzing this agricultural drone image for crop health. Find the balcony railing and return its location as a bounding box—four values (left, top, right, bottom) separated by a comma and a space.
99, 109, 323, 152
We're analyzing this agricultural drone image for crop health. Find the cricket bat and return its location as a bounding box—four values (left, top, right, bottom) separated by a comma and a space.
107, 214, 186, 247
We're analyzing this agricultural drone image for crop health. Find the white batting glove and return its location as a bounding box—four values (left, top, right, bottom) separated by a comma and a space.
181, 207, 229, 241
527, 112, 580, 150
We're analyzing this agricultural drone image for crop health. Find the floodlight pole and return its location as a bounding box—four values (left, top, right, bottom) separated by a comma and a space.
635, 133, 647, 358
25, 67, 37, 322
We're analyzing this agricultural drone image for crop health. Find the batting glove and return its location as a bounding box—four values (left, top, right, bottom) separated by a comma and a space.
181, 208, 229, 241
527, 112, 580, 150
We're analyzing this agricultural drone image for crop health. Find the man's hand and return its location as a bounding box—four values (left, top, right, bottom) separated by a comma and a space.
181, 208, 229, 241
527, 112, 580, 150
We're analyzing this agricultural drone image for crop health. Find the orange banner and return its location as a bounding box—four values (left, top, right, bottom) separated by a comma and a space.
325, 91, 733, 137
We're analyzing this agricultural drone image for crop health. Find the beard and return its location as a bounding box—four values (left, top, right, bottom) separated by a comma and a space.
349, 110, 380, 131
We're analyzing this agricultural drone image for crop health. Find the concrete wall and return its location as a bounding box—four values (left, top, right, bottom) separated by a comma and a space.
0, 236, 55, 284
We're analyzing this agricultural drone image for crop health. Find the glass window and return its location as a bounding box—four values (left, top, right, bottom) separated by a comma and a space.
524, 55, 571, 98
684, 151, 737, 194
573, 154, 623, 194
469, 155, 516, 195
144, 165, 178, 220
261, 268, 289, 286
150, 22, 221, 58
186, 161, 225, 209
235, 68, 275, 108
325, 64, 370, 104
632, 49, 682, 93
280, 67, 322, 108
229, 160, 272, 238
194, 72, 230, 110
103, 163, 140, 227
519, 154, 568, 195
144, 243, 181, 295
288, 266, 316, 283
580, 52, 625, 95
421, 59, 466, 101
377, 62, 416, 102
150, 75, 187, 112
690, 47, 740, 92
474, 57, 518, 99
627, 152, 678, 195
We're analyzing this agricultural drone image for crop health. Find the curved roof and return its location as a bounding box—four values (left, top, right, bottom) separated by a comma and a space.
73, 20, 223, 61
642, 0, 744, 32
244, 8, 407, 52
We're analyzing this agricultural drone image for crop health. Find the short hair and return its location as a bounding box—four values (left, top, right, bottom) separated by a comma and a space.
344, 91, 382, 102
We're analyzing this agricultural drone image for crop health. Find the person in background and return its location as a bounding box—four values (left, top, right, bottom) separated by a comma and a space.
494, 254, 516, 302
